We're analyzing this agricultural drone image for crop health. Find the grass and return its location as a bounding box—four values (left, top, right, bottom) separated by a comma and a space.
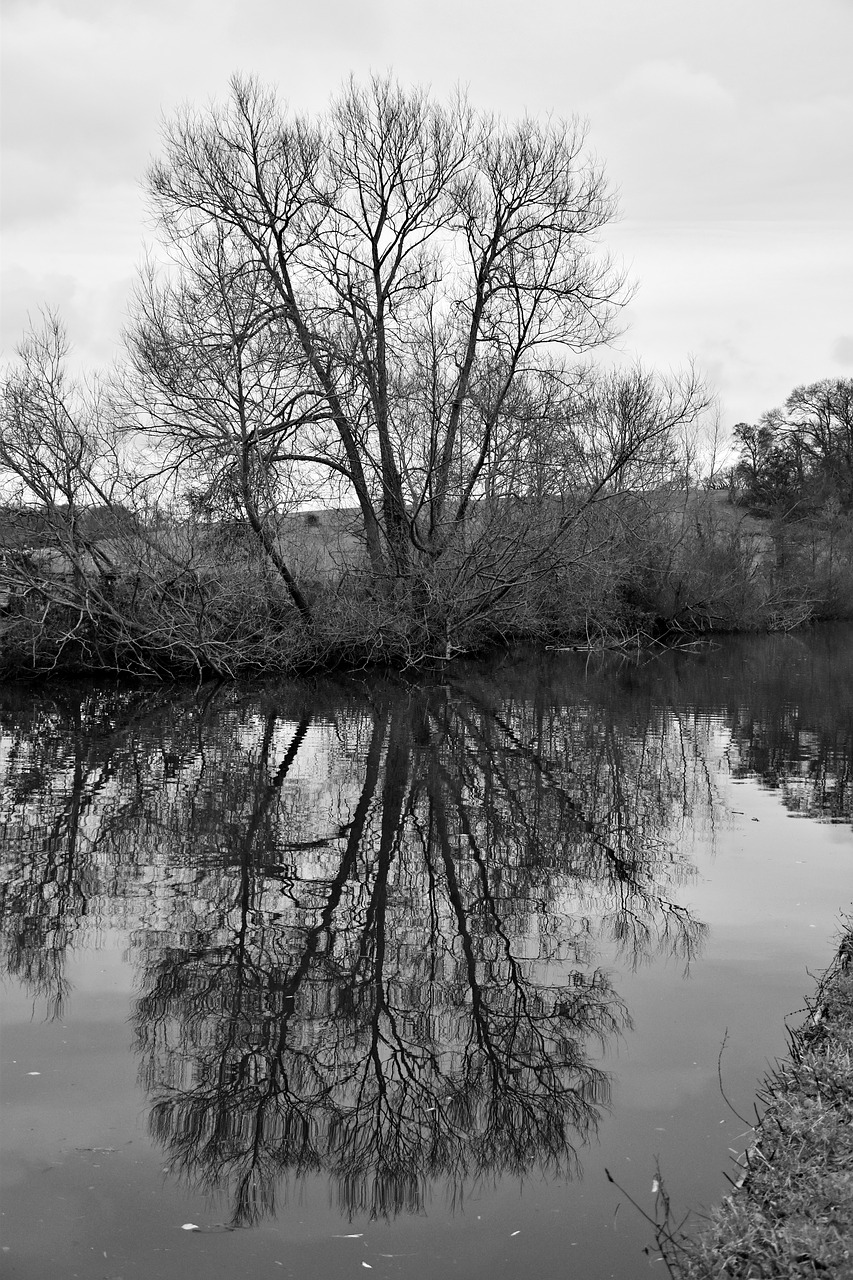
657, 921, 853, 1278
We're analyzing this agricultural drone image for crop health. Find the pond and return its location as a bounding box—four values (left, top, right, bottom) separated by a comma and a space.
2, 626, 852, 1279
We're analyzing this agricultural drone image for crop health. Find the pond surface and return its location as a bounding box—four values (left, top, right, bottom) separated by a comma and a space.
2, 626, 852, 1280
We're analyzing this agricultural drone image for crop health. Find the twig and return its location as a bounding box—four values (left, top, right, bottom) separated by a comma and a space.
717, 1029, 752, 1126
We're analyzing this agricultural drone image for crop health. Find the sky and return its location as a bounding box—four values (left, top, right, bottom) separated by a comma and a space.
2, 0, 852, 429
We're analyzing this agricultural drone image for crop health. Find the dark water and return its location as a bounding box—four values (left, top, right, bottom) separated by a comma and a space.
2, 627, 852, 1279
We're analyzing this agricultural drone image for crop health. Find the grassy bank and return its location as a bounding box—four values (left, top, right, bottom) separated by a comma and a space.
660, 920, 853, 1278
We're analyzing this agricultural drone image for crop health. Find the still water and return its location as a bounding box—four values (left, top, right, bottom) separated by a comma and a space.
1, 627, 852, 1279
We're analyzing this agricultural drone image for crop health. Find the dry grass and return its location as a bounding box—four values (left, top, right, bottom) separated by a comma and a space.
659, 924, 853, 1278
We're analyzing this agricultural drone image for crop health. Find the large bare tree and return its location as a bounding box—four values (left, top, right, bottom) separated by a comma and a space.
132, 75, 664, 623
1, 77, 709, 675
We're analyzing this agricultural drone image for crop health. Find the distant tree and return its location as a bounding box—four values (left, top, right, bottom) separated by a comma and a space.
0, 311, 137, 593
732, 417, 799, 513
785, 378, 853, 506
732, 421, 773, 493
0, 312, 122, 517
732, 379, 853, 515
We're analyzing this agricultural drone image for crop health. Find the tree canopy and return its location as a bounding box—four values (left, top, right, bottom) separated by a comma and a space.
733, 378, 853, 514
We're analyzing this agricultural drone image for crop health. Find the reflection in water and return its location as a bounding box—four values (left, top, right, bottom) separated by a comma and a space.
4, 629, 850, 1224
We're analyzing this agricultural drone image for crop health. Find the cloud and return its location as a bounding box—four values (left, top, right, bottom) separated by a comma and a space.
616, 59, 736, 111
2, 154, 81, 227
1, 266, 133, 370
605, 219, 853, 422
588, 59, 853, 225
2, 0, 852, 432
833, 336, 853, 366
2, 4, 165, 230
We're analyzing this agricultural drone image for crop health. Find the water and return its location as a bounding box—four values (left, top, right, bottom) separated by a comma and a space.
1, 626, 852, 1279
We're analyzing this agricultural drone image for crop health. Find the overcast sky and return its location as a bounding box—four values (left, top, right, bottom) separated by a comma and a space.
2, 0, 851, 426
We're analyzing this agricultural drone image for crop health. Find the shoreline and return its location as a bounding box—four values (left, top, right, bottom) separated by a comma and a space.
0, 613, 845, 685
661, 918, 853, 1278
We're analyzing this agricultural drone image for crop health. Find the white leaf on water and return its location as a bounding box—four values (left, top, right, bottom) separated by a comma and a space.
510, 1230, 520, 1236
27, 1072, 41, 1076
362, 1265, 373, 1270
332, 1233, 363, 1238
181, 1223, 200, 1231
651, 1179, 660, 1194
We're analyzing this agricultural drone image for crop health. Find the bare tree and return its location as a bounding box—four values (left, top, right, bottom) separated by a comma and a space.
136, 75, 655, 628
2, 77, 712, 675
129, 247, 319, 622
0, 314, 317, 677
0, 314, 138, 659
0, 311, 129, 524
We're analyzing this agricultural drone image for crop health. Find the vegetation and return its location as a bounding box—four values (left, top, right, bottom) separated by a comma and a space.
1, 75, 852, 679
0, 74, 711, 678
657, 919, 853, 1279
732, 379, 853, 516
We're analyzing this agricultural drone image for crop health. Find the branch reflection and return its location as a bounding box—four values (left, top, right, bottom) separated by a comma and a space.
126, 683, 704, 1223
6, 647, 805, 1222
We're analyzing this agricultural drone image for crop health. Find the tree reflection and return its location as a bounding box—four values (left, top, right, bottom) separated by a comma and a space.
0, 684, 188, 1018
124, 684, 705, 1224
0, 656, 730, 1224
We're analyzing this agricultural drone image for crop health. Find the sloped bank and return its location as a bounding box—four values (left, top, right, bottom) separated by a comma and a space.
662, 919, 853, 1278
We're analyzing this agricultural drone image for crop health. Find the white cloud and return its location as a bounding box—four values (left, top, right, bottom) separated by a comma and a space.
616, 59, 736, 111
1, 265, 133, 368
2, 0, 852, 434
607, 220, 853, 421
833, 336, 853, 367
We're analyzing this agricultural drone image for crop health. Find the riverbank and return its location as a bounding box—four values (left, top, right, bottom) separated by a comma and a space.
3, 489, 853, 680
661, 918, 853, 1278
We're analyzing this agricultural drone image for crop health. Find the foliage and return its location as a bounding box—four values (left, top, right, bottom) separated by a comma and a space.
732, 378, 853, 515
